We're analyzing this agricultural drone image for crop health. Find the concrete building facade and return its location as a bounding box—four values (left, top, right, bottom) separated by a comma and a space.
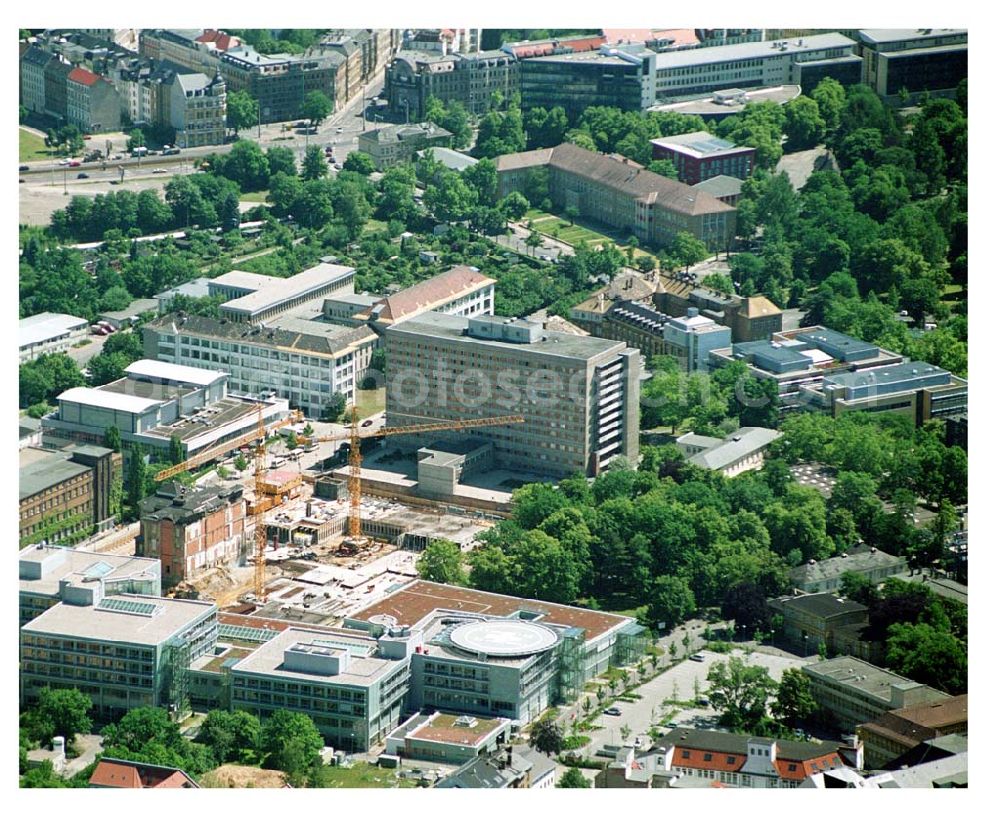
856, 30, 967, 102
19, 312, 90, 364
228, 626, 411, 751
652, 33, 861, 102
20, 596, 219, 720
383, 312, 641, 478
802, 656, 951, 732
19, 544, 161, 627
66, 66, 121, 132
169, 70, 226, 147
358, 121, 453, 169
385, 50, 520, 121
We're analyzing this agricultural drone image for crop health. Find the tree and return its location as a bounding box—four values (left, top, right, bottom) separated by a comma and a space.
285, 432, 299, 451
300, 145, 329, 181
196, 710, 261, 765
126, 128, 145, 151
227, 90, 259, 136
720, 582, 771, 634
423, 170, 477, 223
125, 450, 148, 517
26, 687, 93, 744
104, 424, 122, 453
669, 232, 708, 268
260, 710, 324, 783
169, 434, 185, 465
501, 191, 530, 221
234, 453, 249, 472
266, 146, 298, 178
706, 656, 778, 732
647, 575, 696, 631
219, 139, 271, 191
322, 392, 347, 423
772, 669, 817, 728
342, 151, 375, 176
783, 96, 826, 150
528, 718, 564, 757
301, 90, 333, 128
557, 766, 591, 788
220, 190, 240, 232
647, 159, 679, 179
885, 622, 967, 695
441, 100, 473, 149
811, 77, 847, 139
417, 539, 466, 585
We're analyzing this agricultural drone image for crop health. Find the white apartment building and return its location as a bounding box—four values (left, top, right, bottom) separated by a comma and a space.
143, 314, 377, 419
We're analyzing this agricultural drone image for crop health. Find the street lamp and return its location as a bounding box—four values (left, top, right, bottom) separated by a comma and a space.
803, 634, 809, 657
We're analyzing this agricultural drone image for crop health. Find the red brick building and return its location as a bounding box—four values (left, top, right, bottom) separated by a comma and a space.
650, 131, 756, 185
139, 481, 248, 586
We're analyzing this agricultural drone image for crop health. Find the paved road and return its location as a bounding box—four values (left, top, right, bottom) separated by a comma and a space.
584, 645, 811, 757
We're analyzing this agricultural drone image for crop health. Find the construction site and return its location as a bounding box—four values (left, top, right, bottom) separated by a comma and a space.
157, 406, 511, 627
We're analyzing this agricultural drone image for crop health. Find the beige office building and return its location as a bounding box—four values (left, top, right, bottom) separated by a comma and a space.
383, 313, 641, 478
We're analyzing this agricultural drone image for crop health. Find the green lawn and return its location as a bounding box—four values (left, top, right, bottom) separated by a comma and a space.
355, 387, 385, 419
316, 763, 419, 788
239, 191, 269, 203
524, 208, 657, 261
19, 128, 52, 162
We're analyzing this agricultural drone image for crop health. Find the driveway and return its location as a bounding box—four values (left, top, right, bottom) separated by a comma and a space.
581, 645, 811, 756
62, 733, 102, 777
776, 145, 834, 190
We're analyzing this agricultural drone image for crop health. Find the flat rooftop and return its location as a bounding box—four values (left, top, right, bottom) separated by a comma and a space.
19, 312, 88, 348
648, 84, 801, 114
57, 386, 164, 415
654, 33, 855, 70
141, 396, 264, 442
650, 131, 746, 158
407, 713, 509, 746
351, 580, 631, 642
19, 545, 160, 598
387, 311, 626, 362
19, 448, 92, 500
230, 627, 396, 687
220, 263, 355, 317
857, 29, 967, 45
124, 359, 227, 388
803, 656, 950, 704
21, 595, 215, 646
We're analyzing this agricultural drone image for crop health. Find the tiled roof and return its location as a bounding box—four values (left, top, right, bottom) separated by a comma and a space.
359, 266, 494, 324
90, 758, 198, 788
68, 66, 100, 86
768, 592, 868, 619
498, 143, 734, 218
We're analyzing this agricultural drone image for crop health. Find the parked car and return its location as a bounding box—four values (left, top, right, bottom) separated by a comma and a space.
76, 172, 89, 179
19, 178, 25, 183
83, 135, 91, 140
689, 653, 706, 662
68, 160, 81, 167
162, 146, 181, 155
604, 707, 623, 717
152, 168, 167, 174
336, 126, 344, 134
58, 158, 71, 166
362, 419, 374, 427
19, 164, 29, 172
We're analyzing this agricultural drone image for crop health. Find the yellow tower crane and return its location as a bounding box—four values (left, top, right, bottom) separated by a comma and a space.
304, 409, 525, 550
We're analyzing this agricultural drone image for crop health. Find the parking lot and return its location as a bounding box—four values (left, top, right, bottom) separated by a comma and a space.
585, 646, 811, 756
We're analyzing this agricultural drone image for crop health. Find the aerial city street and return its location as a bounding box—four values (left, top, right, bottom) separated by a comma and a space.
17, 25, 968, 792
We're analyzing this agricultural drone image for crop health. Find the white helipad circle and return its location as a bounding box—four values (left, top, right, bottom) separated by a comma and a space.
448, 619, 559, 657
